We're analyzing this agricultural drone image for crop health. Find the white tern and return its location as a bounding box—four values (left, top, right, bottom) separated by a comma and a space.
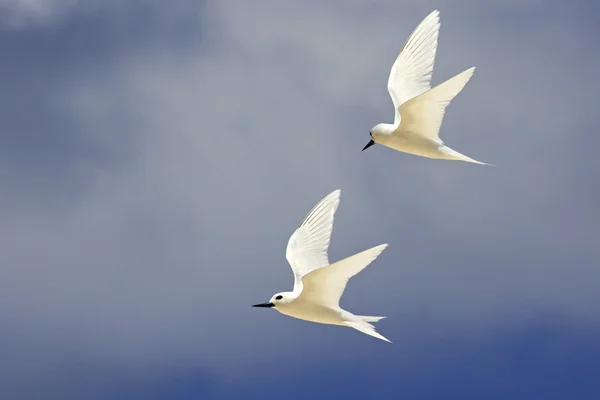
364, 10, 490, 165
252, 189, 390, 342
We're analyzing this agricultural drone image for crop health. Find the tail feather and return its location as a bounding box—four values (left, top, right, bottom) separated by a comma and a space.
344, 318, 391, 343
440, 145, 493, 166
356, 315, 386, 323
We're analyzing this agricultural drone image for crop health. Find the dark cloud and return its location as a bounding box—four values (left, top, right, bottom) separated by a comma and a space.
0, 0, 598, 397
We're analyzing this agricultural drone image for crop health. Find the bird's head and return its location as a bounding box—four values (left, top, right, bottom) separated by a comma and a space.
252, 292, 294, 309
363, 123, 393, 151
362, 131, 376, 152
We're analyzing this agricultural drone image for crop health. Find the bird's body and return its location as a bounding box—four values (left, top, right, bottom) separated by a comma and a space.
373, 124, 448, 160
371, 117, 485, 164
365, 10, 489, 165
253, 190, 390, 342
276, 300, 344, 325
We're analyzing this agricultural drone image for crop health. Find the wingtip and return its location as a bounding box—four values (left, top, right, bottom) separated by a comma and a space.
369, 244, 388, 259
322, 189, 341, 203
330, 189, 342, 202
425, 10, 440, 25
463, 66, 476, 77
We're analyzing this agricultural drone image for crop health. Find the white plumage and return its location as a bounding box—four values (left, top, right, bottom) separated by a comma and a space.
253, 189, 390, 343
366, 10, 490, 165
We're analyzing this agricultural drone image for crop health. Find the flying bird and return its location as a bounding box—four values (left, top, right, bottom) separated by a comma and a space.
252, 189, 390, 342
364, 10, 489, 165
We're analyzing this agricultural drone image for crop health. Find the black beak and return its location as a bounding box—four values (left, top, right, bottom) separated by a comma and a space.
362, 139, 375, 151
252, 302, 274, 308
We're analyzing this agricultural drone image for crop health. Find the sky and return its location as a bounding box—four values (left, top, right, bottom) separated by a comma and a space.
1, 0, 599, 398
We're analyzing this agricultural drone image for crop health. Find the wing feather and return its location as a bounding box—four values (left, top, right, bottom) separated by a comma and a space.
398, 67, 475, 139
388, 10, 440, 125
286, 190, 341, 292
299, 244, 388, 308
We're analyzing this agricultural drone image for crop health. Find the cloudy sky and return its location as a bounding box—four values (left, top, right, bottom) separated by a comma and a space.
1, 0, 599, 398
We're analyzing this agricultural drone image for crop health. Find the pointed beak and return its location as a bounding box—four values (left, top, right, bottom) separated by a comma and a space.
252, 302, 274, 308
362, 139, 375, 151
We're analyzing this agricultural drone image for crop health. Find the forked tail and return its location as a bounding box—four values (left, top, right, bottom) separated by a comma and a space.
345, 316, 391, 343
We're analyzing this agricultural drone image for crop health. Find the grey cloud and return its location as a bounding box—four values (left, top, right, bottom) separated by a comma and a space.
0, 0, 598, 391
0, 0, 78, 27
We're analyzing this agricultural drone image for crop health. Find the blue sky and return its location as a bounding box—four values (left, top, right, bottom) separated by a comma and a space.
1, 0, 599, 399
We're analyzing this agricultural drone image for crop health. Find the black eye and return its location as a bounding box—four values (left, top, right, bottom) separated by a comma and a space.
275, 295, 283, 300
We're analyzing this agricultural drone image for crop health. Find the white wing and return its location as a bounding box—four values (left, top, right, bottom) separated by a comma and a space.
299, 244, 388, 309
388, 10, 440, 125
398, 67, 475, 139
286, 189, 341, 292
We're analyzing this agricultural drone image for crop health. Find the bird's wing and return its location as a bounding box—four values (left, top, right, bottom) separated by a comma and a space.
398, 67, 475, 139
299, 244, 388, 309
286, 189, 341, 292
388, 10, 440, 126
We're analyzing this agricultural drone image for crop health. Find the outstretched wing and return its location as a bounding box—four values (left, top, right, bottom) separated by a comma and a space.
299, 244, 388, 309
286, 190, 341, 292
398, 67, 475, 139
388, 10, 440, 125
